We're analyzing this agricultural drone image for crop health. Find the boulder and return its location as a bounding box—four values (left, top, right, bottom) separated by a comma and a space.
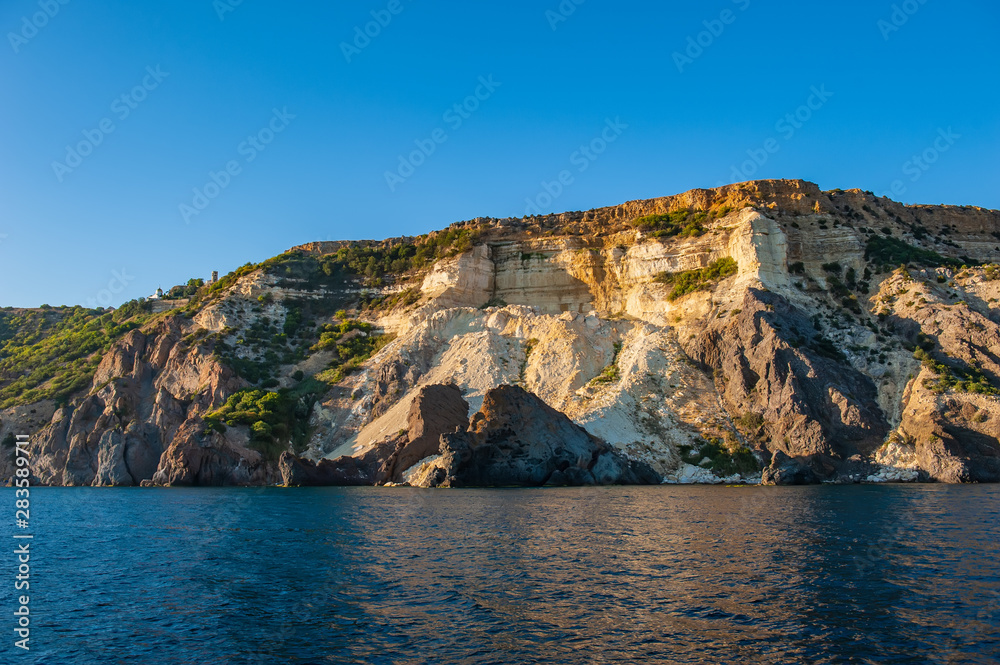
761, 451, 818, 485
150, 421, 273, 487
389, 384, 469, 482
278, 452, 370, 487
423, 385, 659, 487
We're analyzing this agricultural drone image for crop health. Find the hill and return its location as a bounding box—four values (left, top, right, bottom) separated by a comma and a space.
3, 179, 999, 486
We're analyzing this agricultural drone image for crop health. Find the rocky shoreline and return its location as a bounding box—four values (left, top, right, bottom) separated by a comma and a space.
3, 180, 999, 487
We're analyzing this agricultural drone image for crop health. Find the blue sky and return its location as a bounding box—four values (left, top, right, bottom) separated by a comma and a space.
1, 0, 998, 308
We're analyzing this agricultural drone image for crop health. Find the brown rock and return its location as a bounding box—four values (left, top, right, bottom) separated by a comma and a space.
391, 384, 468, 481
428, 385, 659, 487
278, 452, 369, 486
150, 420, 275, 486
688, 288, 890, 484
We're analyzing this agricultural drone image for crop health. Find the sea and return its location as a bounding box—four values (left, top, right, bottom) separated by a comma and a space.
1, 484, 998, 664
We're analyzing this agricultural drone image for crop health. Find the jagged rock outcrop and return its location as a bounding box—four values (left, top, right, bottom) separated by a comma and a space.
6, 318, 258, 486
279, 383, 470, 486
881, 271, 1000, 482
886, 370, 1000, 484
413, 385, 660, 487
278, 452, 369, 486
688, 287, 890, 482
375, 383, 469, 483
149, 421, 275, 487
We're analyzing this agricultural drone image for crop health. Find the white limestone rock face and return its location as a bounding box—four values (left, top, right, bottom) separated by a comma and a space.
14, 180, 1000, 488
491, 240, 596, 315
314, 303, 730, 479
728, 209, 790, 290
420, 244, 495, 309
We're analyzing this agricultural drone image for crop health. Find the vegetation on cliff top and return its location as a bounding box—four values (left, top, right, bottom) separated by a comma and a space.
256, 228, 481, 287
317, 228, 478, 279
630, 207, 732, 240
654, 257, 739, 301
0, 301, 153, 408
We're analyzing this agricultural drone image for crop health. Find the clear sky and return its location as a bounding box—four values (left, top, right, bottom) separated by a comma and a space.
1, 0, 998, 308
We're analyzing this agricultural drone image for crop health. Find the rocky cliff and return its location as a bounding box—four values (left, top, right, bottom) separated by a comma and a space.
3, 179, 999, 486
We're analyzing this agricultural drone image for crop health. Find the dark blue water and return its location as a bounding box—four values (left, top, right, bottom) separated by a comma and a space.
1, 485, 998, 664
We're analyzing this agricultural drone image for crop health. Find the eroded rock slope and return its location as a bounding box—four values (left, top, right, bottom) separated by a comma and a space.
4, 179, 999, 485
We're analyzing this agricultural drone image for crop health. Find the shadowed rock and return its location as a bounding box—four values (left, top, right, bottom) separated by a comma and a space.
688, 288, 890, 484
387, 383, 469, 482
280, 383, 470, 486
424, 385, 660, 487
278, 452, 369, 487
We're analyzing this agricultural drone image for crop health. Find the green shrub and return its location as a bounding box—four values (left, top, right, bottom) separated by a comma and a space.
681, 437, 760, 476
316, 228, 481, 279
0, 303, 154, 408
736, 412, 764, 434
808, 335, 846, 362
865, 236, 964, 270
311, 320, 374, 352
518, 338, 540, 384
654, 258, 738, 301
204, 378, 328, 458
168, 278, 205, 299
364, 287, 422, 312
311, 322, 395, 385
630, 210, 708, 239
479, 296, 508, 309
914, 348, 999, 396
590, 342, 623, 385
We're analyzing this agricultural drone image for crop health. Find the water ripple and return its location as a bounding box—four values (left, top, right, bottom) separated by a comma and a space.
0, 485, 997, 664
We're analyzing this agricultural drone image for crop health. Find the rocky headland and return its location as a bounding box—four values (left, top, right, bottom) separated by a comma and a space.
3, 179, 999, 486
